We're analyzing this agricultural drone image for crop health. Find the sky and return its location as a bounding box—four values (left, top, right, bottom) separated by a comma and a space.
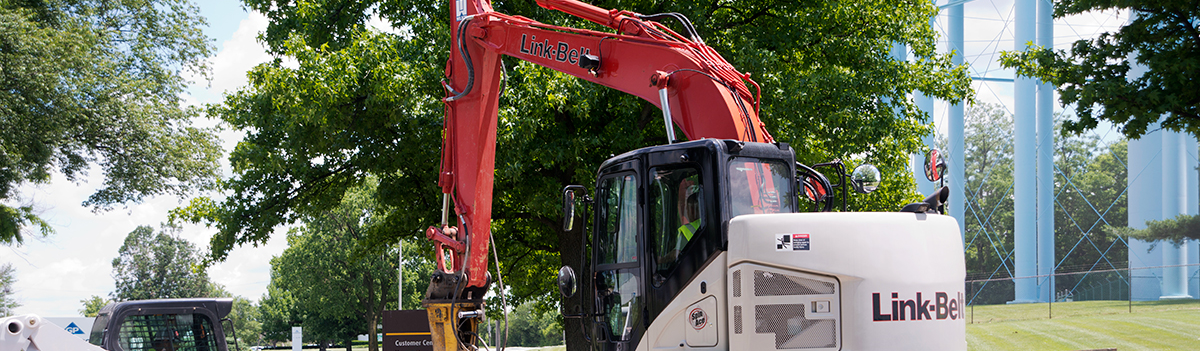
1, 0, 1129, 317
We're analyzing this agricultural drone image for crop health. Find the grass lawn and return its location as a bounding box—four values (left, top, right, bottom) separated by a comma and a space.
967, 299, 1200, 350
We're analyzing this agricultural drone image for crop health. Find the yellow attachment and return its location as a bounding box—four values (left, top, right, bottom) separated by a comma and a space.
424, 301, 482, 351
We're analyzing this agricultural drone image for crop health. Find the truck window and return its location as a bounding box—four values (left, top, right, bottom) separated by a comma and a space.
117, 313, 220, 351
728, 158, 794, 217
89, 314, 109, 346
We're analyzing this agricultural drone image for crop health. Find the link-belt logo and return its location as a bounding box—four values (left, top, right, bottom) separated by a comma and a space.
872, 291, 964, 321
519, 34, 593, 65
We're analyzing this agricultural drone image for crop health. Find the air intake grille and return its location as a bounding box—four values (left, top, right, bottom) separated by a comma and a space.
733, 305, 742, 334
755, 304, 836, 349
732, 270, 742, 297
753, 270, 835, 296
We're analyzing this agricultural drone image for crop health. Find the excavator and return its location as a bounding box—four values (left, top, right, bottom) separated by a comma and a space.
425, 0, 965, 351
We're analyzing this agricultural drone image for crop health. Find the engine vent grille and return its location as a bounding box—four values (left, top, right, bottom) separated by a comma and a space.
732, 270, 742, 297
733, 305, 742, 334
753, 270, 835, 296
755, 304, 836, 349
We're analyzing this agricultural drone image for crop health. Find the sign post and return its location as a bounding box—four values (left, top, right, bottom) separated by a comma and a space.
292, 326, 302, 351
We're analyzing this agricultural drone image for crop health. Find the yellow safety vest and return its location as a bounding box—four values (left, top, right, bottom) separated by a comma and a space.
679, 220, 701, 241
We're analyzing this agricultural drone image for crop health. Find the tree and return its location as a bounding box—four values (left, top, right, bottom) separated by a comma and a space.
1109, 214, 1200, 249
111, 225, 214, 301
0, 0, 222, 245
0, 263, 18, 315
79, 295, 110, 317
258, 283, 300, 346
1000, 1, 1199, 139
503, 301, 563, 347
269, 181, 397, 351
177, 0, 970, 321
228, 296, 264, 350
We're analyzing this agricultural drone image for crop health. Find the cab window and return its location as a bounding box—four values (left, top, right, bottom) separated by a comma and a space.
728, 158, 794, 217
649, 167, 703, 273
597, 174, 639, 264
595, 173, 642, 341
116, 313, 220, 351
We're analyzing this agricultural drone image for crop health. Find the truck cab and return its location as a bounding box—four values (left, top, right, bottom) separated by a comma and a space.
88, 298, 233, 351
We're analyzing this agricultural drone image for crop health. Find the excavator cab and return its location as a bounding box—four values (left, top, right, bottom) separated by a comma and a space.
561, 139, 799, 351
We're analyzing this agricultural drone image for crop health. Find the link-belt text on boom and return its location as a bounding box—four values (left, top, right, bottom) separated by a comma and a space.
519, 34, 593, 65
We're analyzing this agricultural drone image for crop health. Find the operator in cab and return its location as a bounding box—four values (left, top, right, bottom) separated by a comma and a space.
678, 186, 702, 241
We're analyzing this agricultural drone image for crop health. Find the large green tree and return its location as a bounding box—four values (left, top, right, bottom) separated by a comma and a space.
228, 296, 264, 350
269, 181, 397, 351
1000, 0, 1199, 139
257, 283, 300, 346
179, 0, 971, 317
111, 225, 214, 300
0, 0, 222, 245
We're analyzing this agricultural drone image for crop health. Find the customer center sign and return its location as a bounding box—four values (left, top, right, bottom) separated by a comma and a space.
383, 310, 433, 351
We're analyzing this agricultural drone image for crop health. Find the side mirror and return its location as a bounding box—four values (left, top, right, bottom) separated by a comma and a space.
923, 149, 946, 182
851, 164, 881, 193
562, 185, 586, 232
557, 266, 578, 298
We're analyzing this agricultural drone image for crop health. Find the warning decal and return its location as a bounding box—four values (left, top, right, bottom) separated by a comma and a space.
792, 234, 810, 250
776, 233, 810, 251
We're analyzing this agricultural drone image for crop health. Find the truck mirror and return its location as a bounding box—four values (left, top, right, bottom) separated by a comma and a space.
851, 164, 881, 193
563, 191, 576, 232
557, 266, 578, 298
923, 149, 946, 182
562, 185, 587, 232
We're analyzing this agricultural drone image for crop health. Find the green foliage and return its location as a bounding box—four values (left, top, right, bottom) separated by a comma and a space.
257, 283, 299, 345
0, 205, 50, 246
1108, 214, 1200, 251
0, 263, 18, 315
1000, 0, 1200, 139
498, 301, 564, 347
194, 0, 970, 314
111, 225, 214, 300
228, 296, 264, 350
78, 295, 110, 317
959, 103, 1127, 303
0, 0, 222, 245
398, 238, 433, 311
269, 181, 397, 351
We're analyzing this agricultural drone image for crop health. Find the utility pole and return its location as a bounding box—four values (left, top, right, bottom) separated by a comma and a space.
403, 238, 408, 310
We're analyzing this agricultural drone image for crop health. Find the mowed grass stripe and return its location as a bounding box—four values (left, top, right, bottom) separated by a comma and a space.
967, 300, 1200, 350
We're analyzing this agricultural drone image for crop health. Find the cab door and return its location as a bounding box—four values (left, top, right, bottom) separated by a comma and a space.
592, 170, 645, 351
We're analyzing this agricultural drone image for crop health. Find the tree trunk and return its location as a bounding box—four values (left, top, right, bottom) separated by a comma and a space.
345, 337, 352, 351
365, 270, 380, 351
368, 313, 378, 351
319, 340, 328, 351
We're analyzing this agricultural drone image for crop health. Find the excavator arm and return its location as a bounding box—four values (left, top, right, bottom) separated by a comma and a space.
425, 1, 774, 349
